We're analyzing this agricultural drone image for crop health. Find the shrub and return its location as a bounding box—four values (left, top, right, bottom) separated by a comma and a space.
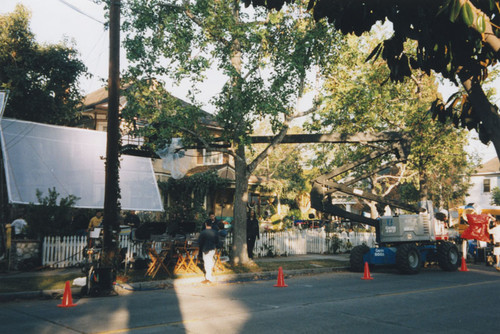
24, 187, 79, 238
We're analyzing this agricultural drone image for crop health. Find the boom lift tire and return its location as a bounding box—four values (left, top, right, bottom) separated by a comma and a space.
350, 244, 370, 272
396, 243, 421, 274
437, 241, 460, 271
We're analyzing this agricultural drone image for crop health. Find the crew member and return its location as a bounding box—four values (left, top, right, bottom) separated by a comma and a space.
198, 220, 220, 283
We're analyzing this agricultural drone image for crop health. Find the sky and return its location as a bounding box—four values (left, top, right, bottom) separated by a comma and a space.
2, 0, 110, 95
1, 0, 498, 163
2, 0, 225, 110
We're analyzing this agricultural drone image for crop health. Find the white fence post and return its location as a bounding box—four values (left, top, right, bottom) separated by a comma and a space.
42, 235, 87, 268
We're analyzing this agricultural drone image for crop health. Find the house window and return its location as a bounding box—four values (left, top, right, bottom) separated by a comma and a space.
483, 178, 491, 193
203, 149, 223, 165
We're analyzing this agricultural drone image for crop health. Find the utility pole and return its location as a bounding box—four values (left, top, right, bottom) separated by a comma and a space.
101, 0, 121, 290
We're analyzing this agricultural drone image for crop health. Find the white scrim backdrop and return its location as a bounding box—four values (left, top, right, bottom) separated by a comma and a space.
0, 118, 163, 211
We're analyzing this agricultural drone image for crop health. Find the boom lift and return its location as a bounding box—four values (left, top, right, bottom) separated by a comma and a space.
310, 137, 460, 274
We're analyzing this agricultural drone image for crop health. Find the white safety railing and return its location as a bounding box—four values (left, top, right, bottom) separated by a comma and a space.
42, 230, 376, 268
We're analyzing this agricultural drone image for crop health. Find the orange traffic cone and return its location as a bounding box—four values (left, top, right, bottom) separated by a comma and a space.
274, 266, 288, 287
58, 281, 77, 308
459, 257, 468, 272
361, 262, 373, 280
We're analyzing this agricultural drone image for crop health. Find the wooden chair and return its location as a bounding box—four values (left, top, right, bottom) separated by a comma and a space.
214, 249, 225, 272
145, 246, 171, 278
185, 247, 202, 273
173, 240, 189, 274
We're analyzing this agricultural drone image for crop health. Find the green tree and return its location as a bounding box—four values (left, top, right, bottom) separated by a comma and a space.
159, 170, 229, 230
122, 1, 342, 264
492, 187, 500, 206
0, 4, 87, 125
306, 33, 475, 215
246, 0, 500, 163
250, 122, 315, 216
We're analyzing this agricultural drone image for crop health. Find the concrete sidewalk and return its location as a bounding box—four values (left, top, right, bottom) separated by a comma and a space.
256, 254, 349, 262
0, 254, 350, 302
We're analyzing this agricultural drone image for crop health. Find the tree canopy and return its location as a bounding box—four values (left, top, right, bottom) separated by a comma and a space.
249, 123, 316, 217
122, 0, 343, 264
306, 32, 475, 214
0, 4, 87, 125
245, 0, 500, 160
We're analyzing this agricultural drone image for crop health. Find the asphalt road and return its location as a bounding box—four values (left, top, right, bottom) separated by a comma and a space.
1, 264, 499, 334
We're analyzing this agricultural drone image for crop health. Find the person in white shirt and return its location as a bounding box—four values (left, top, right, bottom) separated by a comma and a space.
11, 215, 28, 237
488, 216, 500, 271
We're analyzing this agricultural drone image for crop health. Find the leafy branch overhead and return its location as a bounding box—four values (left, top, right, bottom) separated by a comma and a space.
245, 0, 500, 157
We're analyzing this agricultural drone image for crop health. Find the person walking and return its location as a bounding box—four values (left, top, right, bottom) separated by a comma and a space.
247, 210, 260, 259
198, 220, 220, 283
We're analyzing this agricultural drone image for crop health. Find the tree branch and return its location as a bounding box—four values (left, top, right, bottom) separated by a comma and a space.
458, 70, 500, 157
246, 66, 312, 174
161, 1, 231, 48
176, 125, 236, 157
465, 1, 500, 53
381, 163, 407, 197
290, 104, 318, 119
247, 122, 289, 176
255, 145, 302, 179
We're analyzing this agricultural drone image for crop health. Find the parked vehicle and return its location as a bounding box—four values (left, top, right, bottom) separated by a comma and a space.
309, 137, 460, 274
348, 201, 460, 274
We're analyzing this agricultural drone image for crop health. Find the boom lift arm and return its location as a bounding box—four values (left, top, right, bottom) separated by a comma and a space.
310, 136, 421, 227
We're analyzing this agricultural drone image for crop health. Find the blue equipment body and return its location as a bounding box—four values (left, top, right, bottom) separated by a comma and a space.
364, 245, 438, 266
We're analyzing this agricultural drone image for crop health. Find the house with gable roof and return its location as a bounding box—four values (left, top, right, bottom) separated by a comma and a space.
79, 86, 267, 220
465, 157, 500, 210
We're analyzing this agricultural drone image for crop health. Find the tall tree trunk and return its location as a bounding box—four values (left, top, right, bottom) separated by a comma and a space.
232, 144, 250, 265
296, 192, 310, 214
229, 1, 250, 265
368, 202, 378, 219
419, 170, 428, 202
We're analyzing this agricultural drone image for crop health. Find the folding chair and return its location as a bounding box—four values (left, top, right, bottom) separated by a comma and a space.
185, 247, 202, 273
145, 244, 171, 278
173, 240, 189, 274
214, 249, 225, 272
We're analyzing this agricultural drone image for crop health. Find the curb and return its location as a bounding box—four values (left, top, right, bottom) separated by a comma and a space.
114, 265, 349, 292
0, 287, 81, 303
0, 265, 349, 302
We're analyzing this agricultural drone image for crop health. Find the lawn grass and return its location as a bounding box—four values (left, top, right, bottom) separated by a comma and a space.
0, 273, 82, 293
231, 259, 346, 273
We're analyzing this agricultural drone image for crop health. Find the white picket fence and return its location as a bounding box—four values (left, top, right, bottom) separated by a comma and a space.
252, 230, 376, 257
42, 230, 376, 268
42, 235, 144, 268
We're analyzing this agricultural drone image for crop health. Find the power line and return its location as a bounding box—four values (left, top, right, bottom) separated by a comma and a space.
58, 0, 105, 25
